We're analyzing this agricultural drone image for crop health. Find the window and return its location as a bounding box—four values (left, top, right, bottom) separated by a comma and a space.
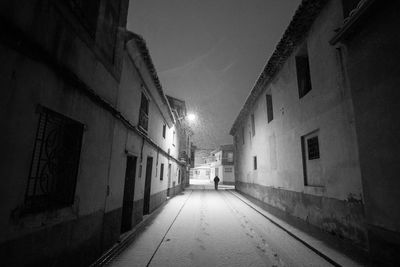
160, 163, 164, 180
172, 131, 175, 146
301, 131, 323, 186
296, 48, 312, 98
266, 94, 273, 123
162, 124, 166, 139
25, 106, 84, 213
253, 156, 257, 170
251, 114, 255, 136
227, 152, 233, 162
242, 127, 245, 145
342, 0, 361, 18
234, 135, 238, 150
139, 92, 149, 131
307, 137, 320, 160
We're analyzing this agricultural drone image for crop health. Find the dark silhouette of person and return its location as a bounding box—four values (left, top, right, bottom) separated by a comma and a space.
213, 176, 220, 190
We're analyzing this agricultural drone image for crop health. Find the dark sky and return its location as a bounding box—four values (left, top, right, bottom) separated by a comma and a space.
127, 0, 301, 149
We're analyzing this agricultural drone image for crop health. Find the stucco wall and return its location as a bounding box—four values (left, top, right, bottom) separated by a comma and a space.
342, 1, 400, 260
233, 0, 366, 246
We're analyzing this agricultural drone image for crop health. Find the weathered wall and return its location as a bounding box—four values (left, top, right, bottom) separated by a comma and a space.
342, 1, 400, 261
0, 0, 130, 265
233, 0, 366, 247
0, 0, 190, 265
105, 38, 185, 239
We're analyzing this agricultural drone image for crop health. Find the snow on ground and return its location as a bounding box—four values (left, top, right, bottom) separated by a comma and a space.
108, 188, 333, 267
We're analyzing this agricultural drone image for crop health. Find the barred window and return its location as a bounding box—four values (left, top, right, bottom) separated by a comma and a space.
25, 106, 84, 213
307, 136, 320, 160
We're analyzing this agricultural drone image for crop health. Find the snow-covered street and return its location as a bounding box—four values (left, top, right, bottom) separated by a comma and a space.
107, 185, 334, 267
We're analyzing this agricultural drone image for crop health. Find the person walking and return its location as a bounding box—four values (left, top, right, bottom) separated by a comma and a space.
213, 176, 220, 190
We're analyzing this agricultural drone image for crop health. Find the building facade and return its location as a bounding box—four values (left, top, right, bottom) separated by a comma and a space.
230, 0, 366, 251
330, 0, 400, 263
0, 1, 187, 266
106, 32, 186, 240
209, 145, 235, 185
166, 95, 194, 188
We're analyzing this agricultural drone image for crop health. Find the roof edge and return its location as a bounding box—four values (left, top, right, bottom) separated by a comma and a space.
229, 0, 329, 135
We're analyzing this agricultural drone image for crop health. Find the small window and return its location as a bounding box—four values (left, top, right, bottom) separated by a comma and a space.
301, 131, 323, 186
227, 152, 233, 162
307, 136, 320, 160
25, 106, 84, 213
266, 94, 273, 123
242, 127, 245, 145
253, 156, 257, 170
139, 92, 149, 131
251, 114, 255, 136
162, 124, 166, 139
172, 131, 175, 146
296, 48, 312, 98
160, 163, 164, 180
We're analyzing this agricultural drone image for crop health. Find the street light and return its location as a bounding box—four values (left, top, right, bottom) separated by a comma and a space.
187, 113, 196, 123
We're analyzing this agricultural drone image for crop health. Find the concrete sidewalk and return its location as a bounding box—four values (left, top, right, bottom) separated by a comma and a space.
230, 190, 369, 267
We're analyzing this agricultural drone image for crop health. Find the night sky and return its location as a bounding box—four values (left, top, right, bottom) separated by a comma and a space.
127, 0, 301, 149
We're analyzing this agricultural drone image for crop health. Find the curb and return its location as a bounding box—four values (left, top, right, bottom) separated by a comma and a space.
227, 190, 345, 267
90, 195, 173, 266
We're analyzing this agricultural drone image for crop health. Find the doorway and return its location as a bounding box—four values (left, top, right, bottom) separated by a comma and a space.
121, 155, 137, 233
143, 157, 153, 215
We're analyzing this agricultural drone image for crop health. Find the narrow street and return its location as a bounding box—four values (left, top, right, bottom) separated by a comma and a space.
106, 184, 335, 267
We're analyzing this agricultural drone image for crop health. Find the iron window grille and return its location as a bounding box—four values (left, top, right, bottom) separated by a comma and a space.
307, 136, 320, 160
24, 106, 84, 213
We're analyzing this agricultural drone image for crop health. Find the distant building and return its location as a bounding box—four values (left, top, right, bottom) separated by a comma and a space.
210, 145, 235, 185
193, 148, 215, 167
191, 165, 211, 180
231, 0, 400, 263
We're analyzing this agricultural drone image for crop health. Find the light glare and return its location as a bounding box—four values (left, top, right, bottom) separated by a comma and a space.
187, 113, 196, 122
